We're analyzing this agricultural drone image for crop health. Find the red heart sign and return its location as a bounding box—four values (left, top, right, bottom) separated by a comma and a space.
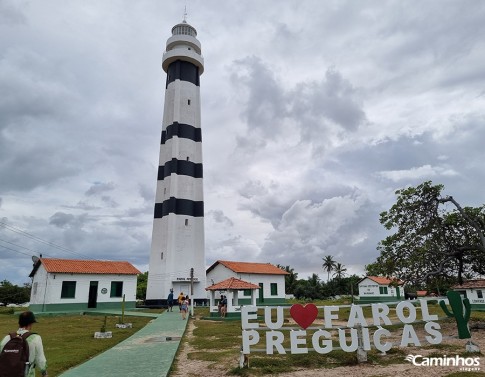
290, 303, 318, 329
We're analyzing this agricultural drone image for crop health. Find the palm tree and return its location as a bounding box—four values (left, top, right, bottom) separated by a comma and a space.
306, 273, 321, 300
332, 263, 347, 280
307, 273, 320, 287
322, 255, 336, 282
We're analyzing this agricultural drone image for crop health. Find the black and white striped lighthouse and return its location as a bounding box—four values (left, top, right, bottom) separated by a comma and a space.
146, 19, 206, 305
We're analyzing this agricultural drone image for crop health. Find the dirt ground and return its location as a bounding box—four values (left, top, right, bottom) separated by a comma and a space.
171, 320, 485, 377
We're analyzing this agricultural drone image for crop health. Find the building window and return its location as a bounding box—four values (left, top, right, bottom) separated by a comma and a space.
61, 281, 76, 298
185, 219, 189, 226
33, 282, 38, 295
186, 156, 190, 161
477, 290, 483, 299
161, 252, 164, 260
243, 289, 251, 296
379, 286, 388, 295
110, 281, 123, 298
164, 187, 167, 195
188, 99, 191, 105
270, 283, 278, 295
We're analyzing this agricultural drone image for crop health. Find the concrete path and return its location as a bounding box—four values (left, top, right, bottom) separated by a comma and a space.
59, 309, 188, 377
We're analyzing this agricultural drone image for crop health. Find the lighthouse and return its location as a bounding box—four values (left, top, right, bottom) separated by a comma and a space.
146, 19, 206, 306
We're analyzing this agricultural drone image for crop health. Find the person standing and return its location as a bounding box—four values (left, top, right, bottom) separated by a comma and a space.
218, 295, 224, 316
180, 296, 189, 320
167, 289, 174, 312
220, 295, 228, 318
0, 311, 48, 377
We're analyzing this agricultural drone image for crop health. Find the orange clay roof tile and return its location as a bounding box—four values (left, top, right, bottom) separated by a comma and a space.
453, 279, 485, 289
364, 276, 404, 286
38, 258, 141, 275
214, 260, 289, 275
206, 277, 260, 291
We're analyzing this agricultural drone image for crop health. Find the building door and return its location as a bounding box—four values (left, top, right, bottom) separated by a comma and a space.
88, 281, 98, 308
396, 286, 401, 300
259, 283, 264, 303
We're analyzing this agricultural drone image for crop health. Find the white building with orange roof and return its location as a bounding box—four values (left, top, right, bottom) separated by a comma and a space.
451, 279, 485, 311
28, 258, 141, 312
206, 260, 289, 307
357, 275, 405, 303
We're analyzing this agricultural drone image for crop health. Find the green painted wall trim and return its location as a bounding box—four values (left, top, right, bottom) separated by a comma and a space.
471, 303, 485, 311
209, 311, 241, 319
357, 296, 404, 303
256, 298, 287, 305
29, 301, 137, 313
228, 298, 287, 305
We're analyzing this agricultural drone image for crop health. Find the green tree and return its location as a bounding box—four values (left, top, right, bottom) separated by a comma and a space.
277, 265, 298, 294
376, 181, 485, 285
136, 272, 148, 301
322, 255, 336, 282
293, 274, 322, 300
364, 262, 384, 277
0, 280, 31, 304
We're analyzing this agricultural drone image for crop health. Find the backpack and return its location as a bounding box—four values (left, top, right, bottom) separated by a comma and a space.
0, 332, 31, 377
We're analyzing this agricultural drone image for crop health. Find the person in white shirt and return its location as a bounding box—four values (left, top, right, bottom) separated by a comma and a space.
0, 311, 48, 377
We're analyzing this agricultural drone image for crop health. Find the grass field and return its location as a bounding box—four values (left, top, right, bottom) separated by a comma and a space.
0, 308, 160, 376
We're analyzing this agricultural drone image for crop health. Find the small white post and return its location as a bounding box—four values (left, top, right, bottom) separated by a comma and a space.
239, 347, 249, 368
356, 324, 367, 363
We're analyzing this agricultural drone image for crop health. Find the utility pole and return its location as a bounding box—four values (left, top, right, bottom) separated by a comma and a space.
190, 268, 194, 316
351, 282, 354, 304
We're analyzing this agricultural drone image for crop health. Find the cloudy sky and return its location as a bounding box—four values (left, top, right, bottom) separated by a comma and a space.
1, 0, 484, 286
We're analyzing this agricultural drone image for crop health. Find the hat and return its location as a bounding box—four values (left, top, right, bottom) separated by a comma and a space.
19, 311, 37, 327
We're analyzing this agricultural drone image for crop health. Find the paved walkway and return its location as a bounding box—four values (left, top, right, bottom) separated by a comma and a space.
59, 309, 188, 377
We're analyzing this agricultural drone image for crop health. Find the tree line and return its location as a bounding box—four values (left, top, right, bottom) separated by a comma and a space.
0, 280, 31, 305
278, 256, 360, 301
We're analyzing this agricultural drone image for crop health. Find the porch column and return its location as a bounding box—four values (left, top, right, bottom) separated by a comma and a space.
251, 289, 257, 306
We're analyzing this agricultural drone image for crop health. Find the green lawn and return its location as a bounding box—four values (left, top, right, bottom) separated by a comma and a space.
0, 309, 157, 376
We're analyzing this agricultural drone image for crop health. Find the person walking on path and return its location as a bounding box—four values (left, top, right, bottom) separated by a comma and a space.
0, 311, 48, 377
177, 292, 184, 312
167, 289, 174, 312
180, 296, 189, 320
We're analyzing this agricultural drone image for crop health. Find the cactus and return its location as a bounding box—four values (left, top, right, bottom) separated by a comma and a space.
439, 291, 471, 339
121, 294, 125, 324
100, 316, 108, 333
